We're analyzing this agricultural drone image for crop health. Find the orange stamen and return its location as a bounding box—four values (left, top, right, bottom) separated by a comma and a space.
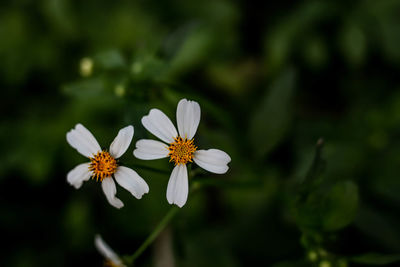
89, 151, 118, 181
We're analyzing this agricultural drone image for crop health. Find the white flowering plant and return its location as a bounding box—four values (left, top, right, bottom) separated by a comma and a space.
5, 1, 400, 266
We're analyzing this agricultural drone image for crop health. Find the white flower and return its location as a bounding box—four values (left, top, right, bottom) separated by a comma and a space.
94, 234, 126, 267
133, 99, 231, 207
66, 124, 149, 209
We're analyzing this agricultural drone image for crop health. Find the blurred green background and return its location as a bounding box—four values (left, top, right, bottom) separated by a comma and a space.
1, 0, 400, 266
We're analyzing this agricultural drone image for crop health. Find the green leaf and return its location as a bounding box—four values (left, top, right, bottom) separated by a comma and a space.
302, 36, 328, 69
271, 260, 309, 267
94, 50, 126, 69
295, 180, 359, 231
322, 180, 359, 231
62, 77, 105, 98
131, 55, 167, 82
249, 68, 296, 157
350, 253, 400, 265
166, 26, 215, 78
355, 206, 400, 250
264, 1, 332, 72
339, 22, 366, 66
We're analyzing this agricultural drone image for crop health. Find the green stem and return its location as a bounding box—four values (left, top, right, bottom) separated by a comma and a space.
304, 138, 325, 183
124, 206, 180, 265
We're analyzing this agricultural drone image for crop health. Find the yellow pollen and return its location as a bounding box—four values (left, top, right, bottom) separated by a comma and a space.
168, 136, 197, 165
89, 151, 118, 181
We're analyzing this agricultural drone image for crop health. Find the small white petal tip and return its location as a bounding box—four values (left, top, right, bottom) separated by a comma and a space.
141, 108, 178, 144
133, 139, 169, 160
176, 98, 201, 140
193, 149, 231, 174
110, 125, 134, 159
66, 163, 91, 189
101, 178, 124, 209
94, 234, 126, 267
166, 164, 189, 208
114, 166, 149, 199
66, 123, 101, 158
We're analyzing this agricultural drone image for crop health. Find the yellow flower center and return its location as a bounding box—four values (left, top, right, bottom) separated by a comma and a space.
89, 151, 118, 181
168, 136, 197, 165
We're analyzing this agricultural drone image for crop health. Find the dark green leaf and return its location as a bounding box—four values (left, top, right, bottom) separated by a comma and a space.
322, 180, 359, 231
351, 253, 400, 265
295, 180, 359, 231
62, 77, 105, 98
94, 50, 126, 69
249, 68, 296, 157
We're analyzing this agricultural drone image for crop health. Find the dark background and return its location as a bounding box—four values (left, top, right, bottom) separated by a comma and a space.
1, 0, 400, 266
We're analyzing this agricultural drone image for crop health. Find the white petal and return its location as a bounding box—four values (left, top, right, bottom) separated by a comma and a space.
166, 164, 188, 208
66, 124, 101, 158
94, 235, 125, 267
176, 99, 201, 140
114, 166, 149, 199
193, 149, 231, 174
101, 178, 124, 209
109, 125, 134, 158
67, 163, 91, 189
141, 109, 177, 144
133, 139, 169, 160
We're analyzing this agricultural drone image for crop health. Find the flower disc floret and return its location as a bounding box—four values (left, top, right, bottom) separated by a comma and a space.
89, 151, 118, 181
168, 137, 197, 165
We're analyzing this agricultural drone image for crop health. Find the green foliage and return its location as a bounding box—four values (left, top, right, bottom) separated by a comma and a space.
1, 0, 400, 266
296, 180, 359, 232
322, 181, 359, 231
350, 253, 400, 265
249, 68, 296, 157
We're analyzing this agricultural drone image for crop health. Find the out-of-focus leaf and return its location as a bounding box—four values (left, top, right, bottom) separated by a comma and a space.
265, 29, 291, 73
366, 0, 400, 62
302, 36, 328, 69
264, 1, 332, 72
206, 60, 259, 96
339, 22, 366, 66
42, 0, 76, 36
296, 180, 359, 231
350, 253, 400, 265
62, 77, 105, 98
63, 198, 92, 249
379, 17, 400, 62
94, 50, 126, 70
355, 206, 400, 250
0, 11, 31, 84
131, 55, 167, 81
322, 180, 358, 231
249, 68, 296, 157
166, 26, 215, 78
272, 260, 309, 267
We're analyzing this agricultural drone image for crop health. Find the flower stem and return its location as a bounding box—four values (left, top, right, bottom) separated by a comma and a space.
304, 137, 325, 183
124, 206, 180, 265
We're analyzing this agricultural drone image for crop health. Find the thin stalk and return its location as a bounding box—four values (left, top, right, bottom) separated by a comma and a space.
124, 206, 179, 265
304, 137, 325, 183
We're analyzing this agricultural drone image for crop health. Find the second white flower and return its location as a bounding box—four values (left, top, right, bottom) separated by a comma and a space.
133, 99, 231, 208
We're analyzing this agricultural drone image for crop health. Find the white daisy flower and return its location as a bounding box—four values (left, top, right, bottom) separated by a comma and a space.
94, 234, 126, 267
133, 99, 231, 208
66, 124, 149, 209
